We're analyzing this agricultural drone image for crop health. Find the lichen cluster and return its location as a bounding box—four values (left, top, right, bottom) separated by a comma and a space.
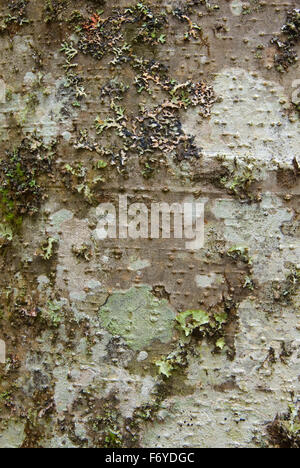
267, 404, 300, 448
0, 136, 54, 237
60, 3, 215, 175
271, 9, 300, 73
0, 0, 29, 34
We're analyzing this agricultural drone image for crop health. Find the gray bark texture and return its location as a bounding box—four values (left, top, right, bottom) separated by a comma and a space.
0, 0, 299, 448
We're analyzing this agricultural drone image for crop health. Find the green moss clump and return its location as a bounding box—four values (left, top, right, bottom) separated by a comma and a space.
40, 237, 58, 261
0, 137, 54, 235
88, 399, 125, 448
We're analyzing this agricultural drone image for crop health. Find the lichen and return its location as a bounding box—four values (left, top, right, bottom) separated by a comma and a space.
271, 9, 300, 73
0, 0, 299, 450
40, 237, 58, 261
98, 286, 176, 351
0, 137, 54, 234
0, 0, 29, 34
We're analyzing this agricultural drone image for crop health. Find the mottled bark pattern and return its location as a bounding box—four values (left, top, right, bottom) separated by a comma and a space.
0, 0, 299, 448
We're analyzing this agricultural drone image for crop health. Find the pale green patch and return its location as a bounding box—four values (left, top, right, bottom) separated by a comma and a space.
50, 209, 73, 229
96, 160, 108, 169
129, 258, 151, 271
230, 0, 243, 16
41, 237, 58, 260
98, 286, 176, 351
156, 359, 173, 378
156, 344, 187, 378
0, 223, 13, 241
287, 405, 300, 434
214, 312, 228, 327
0, 421, 25, 448
176, 310, 209, 336
216, 338, 226, 350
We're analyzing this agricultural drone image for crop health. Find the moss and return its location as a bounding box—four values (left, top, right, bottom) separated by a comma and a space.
220, 164, 260, 202
86, 397, 128, 448
0, 391, 12, 402
0, 138, 54, 234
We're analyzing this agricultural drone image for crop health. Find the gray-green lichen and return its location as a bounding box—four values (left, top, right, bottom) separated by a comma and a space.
99, 286, 176, 351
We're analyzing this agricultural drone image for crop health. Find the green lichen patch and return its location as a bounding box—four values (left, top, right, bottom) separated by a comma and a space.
98, 286, 176, 351
156, 306, 232, 379
176, 307, 229, 345
156, 342, 188, 378
219, 162, 261, 202
72, 242, 93, 262
0, 137, 55, 235
0, 420, 26, 448
61, 161, 106, 204
0, 223, 13, 249
176, 309, 209, 337
40, 237, 58, 261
